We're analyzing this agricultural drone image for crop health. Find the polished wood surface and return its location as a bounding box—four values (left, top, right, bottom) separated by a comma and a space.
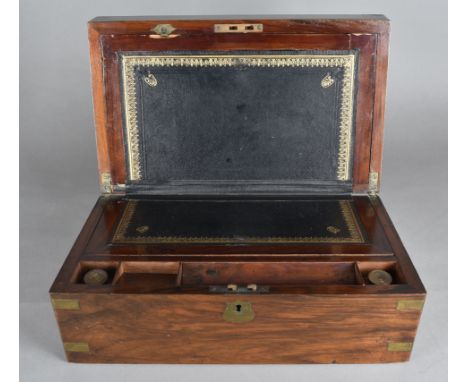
50, 195, 425, 296
50, 194, 425, 363
51, 293, 423, 363
50, 16, 426, 364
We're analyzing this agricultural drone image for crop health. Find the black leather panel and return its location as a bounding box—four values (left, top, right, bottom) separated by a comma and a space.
112, 197, 365, 244
120, 51, 358, 195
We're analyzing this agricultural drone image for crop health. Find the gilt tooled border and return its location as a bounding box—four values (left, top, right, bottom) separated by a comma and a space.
112, 200, 364, 244
121, 54, 356, 181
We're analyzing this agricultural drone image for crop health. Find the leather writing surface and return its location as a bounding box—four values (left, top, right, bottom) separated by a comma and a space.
119, 51, 357, 194
112, 198, 365, 244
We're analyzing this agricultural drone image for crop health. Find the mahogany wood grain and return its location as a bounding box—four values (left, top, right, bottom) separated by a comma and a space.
89, 16, 390, 35
367, 31, 390, 193
50, 193, 425, 363
181, 261, 358, 285
88, 16, 390, 193
50, 16, 426, 364
51, 292, 423, 363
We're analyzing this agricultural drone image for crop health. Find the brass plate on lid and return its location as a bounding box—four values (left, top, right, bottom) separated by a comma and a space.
214, 23, 263, 33
151, 24, 176, 37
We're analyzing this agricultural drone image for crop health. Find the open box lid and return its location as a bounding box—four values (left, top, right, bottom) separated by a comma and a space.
88, 16, 389, 195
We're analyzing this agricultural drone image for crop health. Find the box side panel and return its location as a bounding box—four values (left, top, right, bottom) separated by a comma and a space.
51, 292, 424, 364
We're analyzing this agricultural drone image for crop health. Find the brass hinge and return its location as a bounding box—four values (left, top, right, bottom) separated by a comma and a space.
64, 342, 90, 353
100, 173, 126, 194
368, 171, 379, 195
101, 172, 113, 194
51, 298, 80, 310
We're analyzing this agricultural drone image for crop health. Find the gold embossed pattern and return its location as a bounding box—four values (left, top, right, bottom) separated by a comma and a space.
112, 200, 364, 244
121, 54, 356, 181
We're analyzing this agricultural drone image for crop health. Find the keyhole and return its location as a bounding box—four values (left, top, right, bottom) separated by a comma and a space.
236, 304, 242, 312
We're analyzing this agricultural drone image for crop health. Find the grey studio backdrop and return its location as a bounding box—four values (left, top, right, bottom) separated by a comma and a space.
19, 0, 447, 381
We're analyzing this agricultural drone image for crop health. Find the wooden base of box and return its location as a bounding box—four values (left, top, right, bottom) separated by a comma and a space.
50, 195, 425, 364
51, 293, 423, 364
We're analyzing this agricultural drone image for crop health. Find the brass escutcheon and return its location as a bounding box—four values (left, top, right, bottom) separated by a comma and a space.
151, 24, 176, 37
223, 301, 255, 323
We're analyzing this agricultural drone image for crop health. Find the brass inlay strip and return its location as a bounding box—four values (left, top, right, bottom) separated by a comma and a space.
51, 298, 80, 310
64, 342, 90, 353
396, 300, 425, 311
112, 200, 364, 244
121, 54, 356, 181
387, 342, 413, 352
